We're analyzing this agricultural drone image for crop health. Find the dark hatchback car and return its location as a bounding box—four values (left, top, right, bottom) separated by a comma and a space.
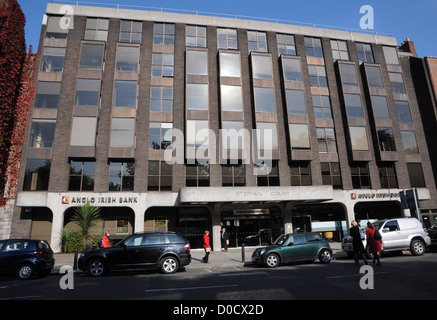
0, 239, 55, 280
252, 232, 332, 268
78, 232, 191, 277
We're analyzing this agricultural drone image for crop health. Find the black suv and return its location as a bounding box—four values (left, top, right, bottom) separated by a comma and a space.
0, 239, 55, 280
78, 232, 191, 276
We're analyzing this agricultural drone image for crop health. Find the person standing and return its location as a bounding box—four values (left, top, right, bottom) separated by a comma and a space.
221, 227, 229, 252
349, 220, 368, 266
102, 231, 111, 248
202, 230, 211, 263
366, 222, 382, 265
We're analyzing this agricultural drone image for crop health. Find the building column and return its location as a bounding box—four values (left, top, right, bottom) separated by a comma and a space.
50, 206, 65, 253
211, 203, 222, 251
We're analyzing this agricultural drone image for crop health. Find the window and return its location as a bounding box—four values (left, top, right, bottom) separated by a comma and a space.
256, 122, 278, 150
349, 126, 369, 151
149, 122, 172, 150
116, 45, 139, 71
79, 43, 104, 69
152, 53, 174, 77
29, 119, 56, 148
40, 47, 65, 72
312, 95, 332, 119
221, 120, 245, 150
219, 52, 241, 77
186, 50, 208, 75
222, 164, 245, 187
365, 65, 384, 88
148, 160, 172, 191
282, 57, 302, 81
371, 96, 390, 119
356, 43, 373, 63
277, 34, 296, 55
331, 40, 349, 60
344, 94, 364, 117
383, 46, 399, 65
110, 118, 135, 147
289, 124, 311, 150
84, 18, 109, 41
220, 85, 243, 111
389, 72, 406, 94
75, 78, 100, 106
321, 162, 342, 189
69, 161, 95, 191
317, 128, 337, 153
153, 23, 175, 45
395, 100, 412, 123
309, 65, 327, 87
305, 37, 323, 58
119, 20, 142, 43
407, 163, 426, 188
186, 120, 209, 148
150, 86, 173, 112
217, 28, 238, 49
290, 162, 312, 186
70, 117, 97, 146
379, 164, 398, 189
186, 83, 208, 110
45, 15, 68, 39
247, 31, 267, 52
254, 87, 275, 113
252, 55, 272, 79
186, 25, 207, 47
113, 80, 137, 108
351, 163, 371, 189
338, 63, 358, 86
23, 159, 51, 191
109, 161, 135, 191
34, 82, 61, 109
401, 131, 419, 154
186, 162, 210, 187
286, 90, 306, 115
256, 161, 279, 186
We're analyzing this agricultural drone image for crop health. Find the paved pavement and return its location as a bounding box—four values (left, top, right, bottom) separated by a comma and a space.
53, 242, 345, 272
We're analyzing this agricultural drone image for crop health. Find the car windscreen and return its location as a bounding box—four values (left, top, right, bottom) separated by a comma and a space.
274, 235, 288, 245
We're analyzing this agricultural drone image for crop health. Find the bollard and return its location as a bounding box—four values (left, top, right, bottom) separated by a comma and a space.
241, 244, 245, 263
73, 250, 78, 270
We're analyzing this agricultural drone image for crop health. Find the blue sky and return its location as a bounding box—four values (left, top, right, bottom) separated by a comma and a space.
17, 0, 437, 57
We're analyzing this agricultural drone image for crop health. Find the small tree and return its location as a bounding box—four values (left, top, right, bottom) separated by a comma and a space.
70, 202, 102, 248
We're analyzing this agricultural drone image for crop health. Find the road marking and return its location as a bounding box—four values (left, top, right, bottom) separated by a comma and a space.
145, 284, 238, 293
326, 271, 388, 279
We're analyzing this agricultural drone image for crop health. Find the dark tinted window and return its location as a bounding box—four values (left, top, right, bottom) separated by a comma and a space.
291, 235, 306, 245
306, 233, 324, 242
384, 220, 399, 231
167, 234, 184, 243
145, 234, 166, 245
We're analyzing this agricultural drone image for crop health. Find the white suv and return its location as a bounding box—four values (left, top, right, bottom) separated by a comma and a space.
342, 217, 431, 256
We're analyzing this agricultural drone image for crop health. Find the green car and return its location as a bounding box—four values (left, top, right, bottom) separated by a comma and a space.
251, 232, 332, 268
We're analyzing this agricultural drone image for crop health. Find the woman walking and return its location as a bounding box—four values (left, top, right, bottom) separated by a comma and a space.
202, 230, 211, 263
366, 222, 383, 265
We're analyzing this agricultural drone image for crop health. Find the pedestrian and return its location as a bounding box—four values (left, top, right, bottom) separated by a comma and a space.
102, 231, 111, 248
221, 227, 229, 252
202, 230, 211, 263
349, 220, 368, 266
366, 222, 382, 265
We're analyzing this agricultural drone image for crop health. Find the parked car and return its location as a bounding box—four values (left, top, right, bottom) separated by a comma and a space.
0, 239, 55, 280
427, 221, 437, 251
78, 232, 191, 277
251, 232, 332, 268
243, 229, 272, 246
342, 217, 431, 257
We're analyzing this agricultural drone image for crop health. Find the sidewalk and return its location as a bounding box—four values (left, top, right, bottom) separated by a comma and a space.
53, 242, 345, 271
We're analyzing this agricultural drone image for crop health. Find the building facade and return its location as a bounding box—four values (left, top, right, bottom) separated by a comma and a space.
10, 3, 437, 252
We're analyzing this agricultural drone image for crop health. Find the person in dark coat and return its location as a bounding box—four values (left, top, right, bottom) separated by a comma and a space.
221, 227, 229, 252
349, 220, 368, 266
202, 230, 211, 263
366, 222, 383, 265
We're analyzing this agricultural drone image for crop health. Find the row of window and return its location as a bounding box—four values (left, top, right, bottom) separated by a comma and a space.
22, 159, 426, 192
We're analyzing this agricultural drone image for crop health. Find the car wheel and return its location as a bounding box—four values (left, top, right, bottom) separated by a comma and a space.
17, 264, 34, 280
87, 259, 106, 277
318, 249, 332, 264
410, 239, 425, 256
265, 253, 280, 268
160, 256, 179, 274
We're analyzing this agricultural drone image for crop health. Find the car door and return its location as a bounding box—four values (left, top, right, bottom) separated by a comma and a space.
0, 240, 28, 273
381, 220, 403, 249
138, 234, 167, 265
282, 234, 307, 262
304, 233, 324, 259
105, 234, 145, 267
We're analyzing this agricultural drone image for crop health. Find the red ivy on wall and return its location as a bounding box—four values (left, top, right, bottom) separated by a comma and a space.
0, 0, 35, 207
